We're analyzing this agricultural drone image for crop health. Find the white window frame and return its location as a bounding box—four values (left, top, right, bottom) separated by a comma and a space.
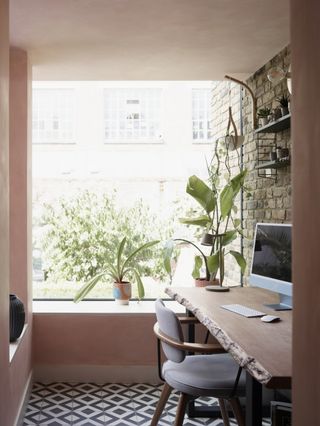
103, 88, 163, 143
32, 88, 76, 144
192, 88, 212, 143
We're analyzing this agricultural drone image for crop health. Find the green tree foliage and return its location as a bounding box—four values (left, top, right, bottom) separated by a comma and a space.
40, 191, 173, 284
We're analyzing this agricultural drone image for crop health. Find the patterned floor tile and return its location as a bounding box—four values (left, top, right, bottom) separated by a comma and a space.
24, 382, 272, 426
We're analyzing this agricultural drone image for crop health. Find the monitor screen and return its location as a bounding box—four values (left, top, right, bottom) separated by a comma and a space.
251, 223, 292, 284
250, 223, 292, 310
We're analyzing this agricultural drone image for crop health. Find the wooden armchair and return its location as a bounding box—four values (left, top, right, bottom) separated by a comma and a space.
151, 299, 245, 426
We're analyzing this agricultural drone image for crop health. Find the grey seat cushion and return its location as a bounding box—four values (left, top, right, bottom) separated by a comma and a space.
163, 353, 246, 398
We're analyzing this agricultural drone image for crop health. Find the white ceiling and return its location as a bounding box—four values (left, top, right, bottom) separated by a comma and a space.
10, 0, 290, 80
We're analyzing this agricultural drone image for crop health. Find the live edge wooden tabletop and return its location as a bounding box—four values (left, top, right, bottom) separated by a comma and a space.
165, 286, 292, 389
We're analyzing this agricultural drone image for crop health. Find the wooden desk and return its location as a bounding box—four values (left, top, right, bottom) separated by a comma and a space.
165, 286, 292, 425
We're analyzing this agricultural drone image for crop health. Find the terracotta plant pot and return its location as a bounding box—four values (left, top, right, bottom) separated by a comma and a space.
195, 278, 220, 287
113, 282, 132, 305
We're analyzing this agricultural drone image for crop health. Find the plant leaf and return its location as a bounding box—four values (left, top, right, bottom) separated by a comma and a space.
233, 218, 241, 228
186, 175, 216, 213
179, 215, 211, 227
207, 252, 219, 275
220, 185, 234, 219
121, 240, 159, 274
229, 250, 247, 273
117, 237, 127, 277
163, 239, 174, 275
103, 258, 119, 281
73, 272, 105, 303
230, 169, 247, 197
222, 230, 237, 246
132, 268, 145, 300
192, 255, 203, 279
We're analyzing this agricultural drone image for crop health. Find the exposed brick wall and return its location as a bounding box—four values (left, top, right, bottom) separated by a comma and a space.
210, 45, 291, 286
242, 45, 291, 284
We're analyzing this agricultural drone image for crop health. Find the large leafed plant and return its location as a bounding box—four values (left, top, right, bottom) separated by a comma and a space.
164, 140, 248, 285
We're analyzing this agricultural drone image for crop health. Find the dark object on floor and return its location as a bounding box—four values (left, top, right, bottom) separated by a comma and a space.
271, 401, 292, 425
206, 286, 230, 292
10, 294, 25, 342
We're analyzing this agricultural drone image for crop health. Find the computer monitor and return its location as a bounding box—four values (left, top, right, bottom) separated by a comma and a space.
249, 223, 292, 310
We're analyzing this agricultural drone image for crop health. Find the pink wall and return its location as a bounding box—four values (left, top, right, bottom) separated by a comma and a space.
0, 1, 11, 424
9, 47, 29, 311
292, 1, 320, 425
8, 46, 33, 425
33, 314, 158, 365
0, 28, 32, 425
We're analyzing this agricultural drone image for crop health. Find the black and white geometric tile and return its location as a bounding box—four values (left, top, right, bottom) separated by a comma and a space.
24, 382, 271, 425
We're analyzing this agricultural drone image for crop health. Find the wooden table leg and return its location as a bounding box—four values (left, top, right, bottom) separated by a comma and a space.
246, 373, 262, 426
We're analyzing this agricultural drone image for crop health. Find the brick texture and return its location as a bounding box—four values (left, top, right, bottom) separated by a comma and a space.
210, 45, 291, 286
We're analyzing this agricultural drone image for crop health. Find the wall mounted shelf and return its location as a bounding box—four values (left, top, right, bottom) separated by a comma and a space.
255, 159, 290, 170
255, 114, 291, 134
255, 113, 291, 181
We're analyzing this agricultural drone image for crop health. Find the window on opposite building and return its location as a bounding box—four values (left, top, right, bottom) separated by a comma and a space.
103, 88, 163, 143
192, 88, 212, 142
32, 88, 76, 144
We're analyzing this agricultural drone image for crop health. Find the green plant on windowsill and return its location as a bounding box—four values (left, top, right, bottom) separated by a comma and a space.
74, 237, 159, 304
164, 140, 248, 287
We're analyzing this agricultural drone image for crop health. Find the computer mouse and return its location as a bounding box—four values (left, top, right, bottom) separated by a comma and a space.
261, 315, 281, 323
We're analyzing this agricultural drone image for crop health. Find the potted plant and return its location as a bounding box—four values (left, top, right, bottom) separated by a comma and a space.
164, 238, 220, 287
257, 107, 271, 126
276, 95, 290, 116
74, 237, 159, 305
164, 141, 247, 287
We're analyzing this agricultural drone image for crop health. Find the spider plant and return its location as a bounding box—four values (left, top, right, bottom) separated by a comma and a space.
74, 237, 159, 302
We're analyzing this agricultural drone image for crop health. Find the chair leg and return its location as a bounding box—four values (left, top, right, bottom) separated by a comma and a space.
151, 382, 173, 426
174, 393, 189, 426
218, 398, 231, 426
229, 397, 245, 426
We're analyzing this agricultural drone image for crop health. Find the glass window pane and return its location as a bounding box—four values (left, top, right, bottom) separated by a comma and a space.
192, 88, 212, 142
32, 89, 75, 144
104, 88, 162, 142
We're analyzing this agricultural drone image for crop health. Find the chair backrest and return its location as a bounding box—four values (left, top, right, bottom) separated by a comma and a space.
155, 299, 186, 363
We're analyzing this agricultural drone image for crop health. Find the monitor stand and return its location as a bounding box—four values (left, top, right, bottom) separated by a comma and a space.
264, 294, 292, 311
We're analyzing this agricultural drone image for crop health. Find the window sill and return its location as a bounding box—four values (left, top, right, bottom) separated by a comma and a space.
103, 141, 164, 145
9, 324, 28, 363
32, 142, 76, 145
33, 300, 185, 315
192, 141, 212, 145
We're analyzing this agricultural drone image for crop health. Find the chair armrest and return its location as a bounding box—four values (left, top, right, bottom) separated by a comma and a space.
153, 323, 226, 354
177, 316, 200, 325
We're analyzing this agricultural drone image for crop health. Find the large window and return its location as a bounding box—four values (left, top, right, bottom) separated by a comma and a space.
192, 88, 212, 142
32, 81, 214, 300
103, 88, 162, 142
32, 88, 75, 144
